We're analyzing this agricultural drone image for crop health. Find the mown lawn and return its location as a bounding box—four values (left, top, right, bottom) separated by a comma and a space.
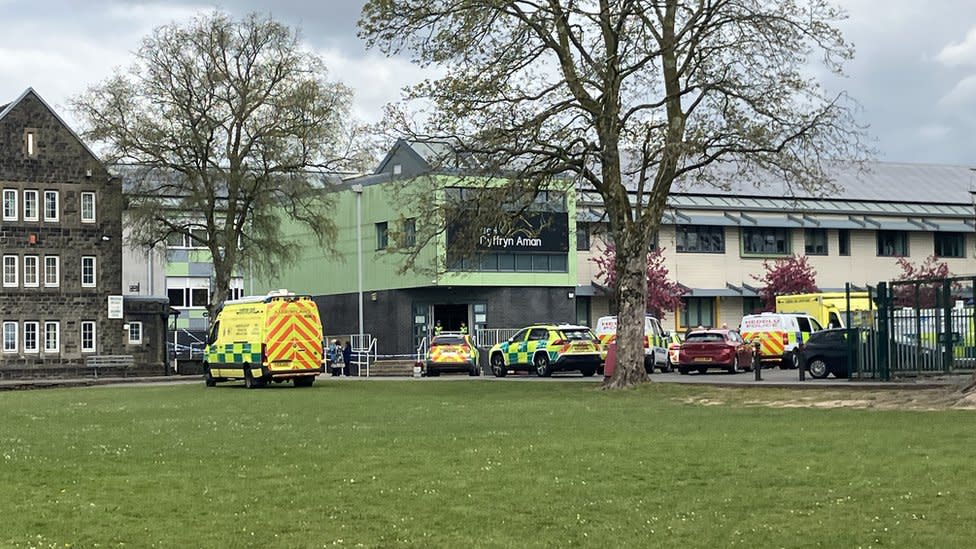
1, 379, 974, 548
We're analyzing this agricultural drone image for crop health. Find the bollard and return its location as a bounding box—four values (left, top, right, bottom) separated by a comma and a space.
752, 339, 762, 381
797, 345, 806, 382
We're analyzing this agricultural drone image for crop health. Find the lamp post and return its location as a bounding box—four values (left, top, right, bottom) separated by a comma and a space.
352, 184, 364, 348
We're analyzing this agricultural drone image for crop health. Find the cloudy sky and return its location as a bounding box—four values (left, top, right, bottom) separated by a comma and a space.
1, 0, 975, 166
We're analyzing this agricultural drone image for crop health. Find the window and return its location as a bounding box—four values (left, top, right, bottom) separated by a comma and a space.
804, 229, 828, 255
44, 256, 59, 287
743, 227, 791, 255
23, 322, 38, 353
934, 232, 965, 258
81, 256, 96, 288
43, 190, 59, 222
25, 130, 36, 157
44, 321, 59, 353
403, 218, 416, 247
838, 229, 850, 256
128, 321, 143, 344
681, 297, 716, 328
167, 288, 186, 307
81, 321, 96, 353
2, 189, 16, 221
742, 296, 763, 316
877, 231, 908, 257
23, 256, 38, 287
676, 225, 725, 253
576, 223, 591, 251
191, 288, 209, 308
81, 192, 96, 223
23, 190, 38, 221
375, 222, 389, 250
3, 255, 17, 287
2, 322, 16, 353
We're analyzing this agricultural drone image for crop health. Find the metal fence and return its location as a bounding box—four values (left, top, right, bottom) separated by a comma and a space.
475, 328, 521, 348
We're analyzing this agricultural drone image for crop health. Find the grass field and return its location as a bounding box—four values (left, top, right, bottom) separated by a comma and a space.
1, 379, 974, 548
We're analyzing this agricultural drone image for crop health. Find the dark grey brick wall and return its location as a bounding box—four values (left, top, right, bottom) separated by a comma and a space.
314, 286, 576, 356
0, 90, 124, 368
123, 298, 169, 371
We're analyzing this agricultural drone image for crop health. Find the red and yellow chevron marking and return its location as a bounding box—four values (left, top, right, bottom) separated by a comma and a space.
740, 331, 785, 358
598, 333, 616, 345
265, 299, 323, 371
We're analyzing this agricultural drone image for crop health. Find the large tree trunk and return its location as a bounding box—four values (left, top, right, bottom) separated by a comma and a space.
604, 230, 649, 388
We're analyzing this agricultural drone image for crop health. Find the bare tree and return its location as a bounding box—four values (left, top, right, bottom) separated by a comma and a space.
72, 11, 370, 313
360, 0, 867, 388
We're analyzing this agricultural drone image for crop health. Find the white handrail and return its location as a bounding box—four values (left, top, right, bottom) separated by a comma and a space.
354, 337, 377, 377
416, 336, 429, 364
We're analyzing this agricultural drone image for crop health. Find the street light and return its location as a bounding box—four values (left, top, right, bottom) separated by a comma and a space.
352, 184, 364, 349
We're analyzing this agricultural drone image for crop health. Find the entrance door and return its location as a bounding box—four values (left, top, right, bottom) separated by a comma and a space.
434, 304, 470, 333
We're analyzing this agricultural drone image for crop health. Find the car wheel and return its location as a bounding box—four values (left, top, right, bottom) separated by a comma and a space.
534, 353, 552, 377
580, 366, 596, 377
643, 356, 654, 374
204, 363, 216, 387
294, 376, 314, 387
728, 355, 740, 374
427, 369, 440, 377
490, 354, 507, 378
780, 352, 798, 369
660, 361, 673, 373
243, 364, 257, 389
808, 358, 830, 379
469, 366, 480, 376
697, 366, 708, 375
678, 366, 689, 375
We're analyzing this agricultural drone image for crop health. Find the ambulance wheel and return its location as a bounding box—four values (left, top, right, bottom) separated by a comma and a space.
643, 357, 654, 374
294, 376, 314, 387
780, 352, 797, 370
204, 364, 216, 387
660, 362, 673, 374
580, 366, 596, 377
468, 366, 480, 376
490, 354, 507, 377
534, 353, 552, 377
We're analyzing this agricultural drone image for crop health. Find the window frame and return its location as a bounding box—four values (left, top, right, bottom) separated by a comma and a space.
742, 227, 792, 257
128, 321, 143, 345
80, 321, 96, 353
44, 256, 59, 287
23, 190, 38, 222
44, 321, 60, 353
81, 256, 97, 288
2, 189, 17, 221
675, 225, 725, 254
680, 296, 717, 329
23, 255, 39, 287
23, 321, 39, 353
838, 229, 851, 257
2, 321, 17, 353
43, 190, 59, 222
80, 191, 96, 223
403, 218, 417, 248
803, 228, 829, 256
934, 232, 965, 259
375, 221, 389, 250
3, 255, 17, 287
876, 230, 909, 257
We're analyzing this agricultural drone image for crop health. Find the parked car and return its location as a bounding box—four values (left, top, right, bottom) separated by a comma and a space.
678, 329, 754, 374
426, 332, 480, 377
489, 323, 601, 377
797, 328, 854, 379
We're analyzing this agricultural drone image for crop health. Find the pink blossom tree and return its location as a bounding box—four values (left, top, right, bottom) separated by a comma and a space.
592, 243, 685, 320
752, 255, 819, 310
893, 255, 953, 308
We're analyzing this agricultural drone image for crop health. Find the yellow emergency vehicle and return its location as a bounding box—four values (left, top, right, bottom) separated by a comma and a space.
203, 290, 324, 388
739, 312, 823, 368
425, 332, 480, 376
593, 315, 670, 373
775, 292, 873, 328
488, 323, 601, 377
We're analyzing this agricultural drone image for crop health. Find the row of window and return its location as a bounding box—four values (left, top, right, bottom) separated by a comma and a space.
447, 252, 569, 273
0, 320, 141, 354
166, 287, 244, 308
672, 226, 965, 258
376, 218, 416, 250
1, 255, 96, 288
1, 189, 95, 223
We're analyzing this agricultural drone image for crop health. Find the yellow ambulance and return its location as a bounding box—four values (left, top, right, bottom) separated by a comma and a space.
203, 290, 324, 388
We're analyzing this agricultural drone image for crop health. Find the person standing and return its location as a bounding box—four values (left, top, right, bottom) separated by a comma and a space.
459, 321, 468, 334
327, 339, 340, 376
342, 340, 353, 377
434, 320, 443, 336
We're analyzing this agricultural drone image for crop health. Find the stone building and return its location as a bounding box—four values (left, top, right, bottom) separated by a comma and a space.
0, 88, 131, 371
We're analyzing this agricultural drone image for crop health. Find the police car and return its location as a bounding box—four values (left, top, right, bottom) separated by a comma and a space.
426, 332, 480, 377
488, 323, 601, 377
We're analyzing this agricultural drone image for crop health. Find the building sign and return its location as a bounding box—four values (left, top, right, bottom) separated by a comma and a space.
448, 212, 569, 253
108, 295, 124, 319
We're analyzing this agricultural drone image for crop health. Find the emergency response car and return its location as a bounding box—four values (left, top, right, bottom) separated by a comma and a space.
489, 323, 601, 377
593, 315, 670, 373
739, 312, 823, 369
425, 332, 480, 376
203, 290, 324, 388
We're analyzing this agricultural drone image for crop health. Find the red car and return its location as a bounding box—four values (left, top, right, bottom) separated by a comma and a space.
678, 329, 754, 375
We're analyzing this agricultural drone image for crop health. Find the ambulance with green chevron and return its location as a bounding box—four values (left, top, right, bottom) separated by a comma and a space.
488, 323, 602, 377
203, 290, 324, 388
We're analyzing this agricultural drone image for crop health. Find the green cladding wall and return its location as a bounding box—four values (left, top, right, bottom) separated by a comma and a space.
257, 177, 579, 296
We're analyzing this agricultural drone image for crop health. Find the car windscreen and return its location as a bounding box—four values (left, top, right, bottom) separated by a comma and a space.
560, 329, 595, 341
684, 333, 726, 343
431, 336, 465, 346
